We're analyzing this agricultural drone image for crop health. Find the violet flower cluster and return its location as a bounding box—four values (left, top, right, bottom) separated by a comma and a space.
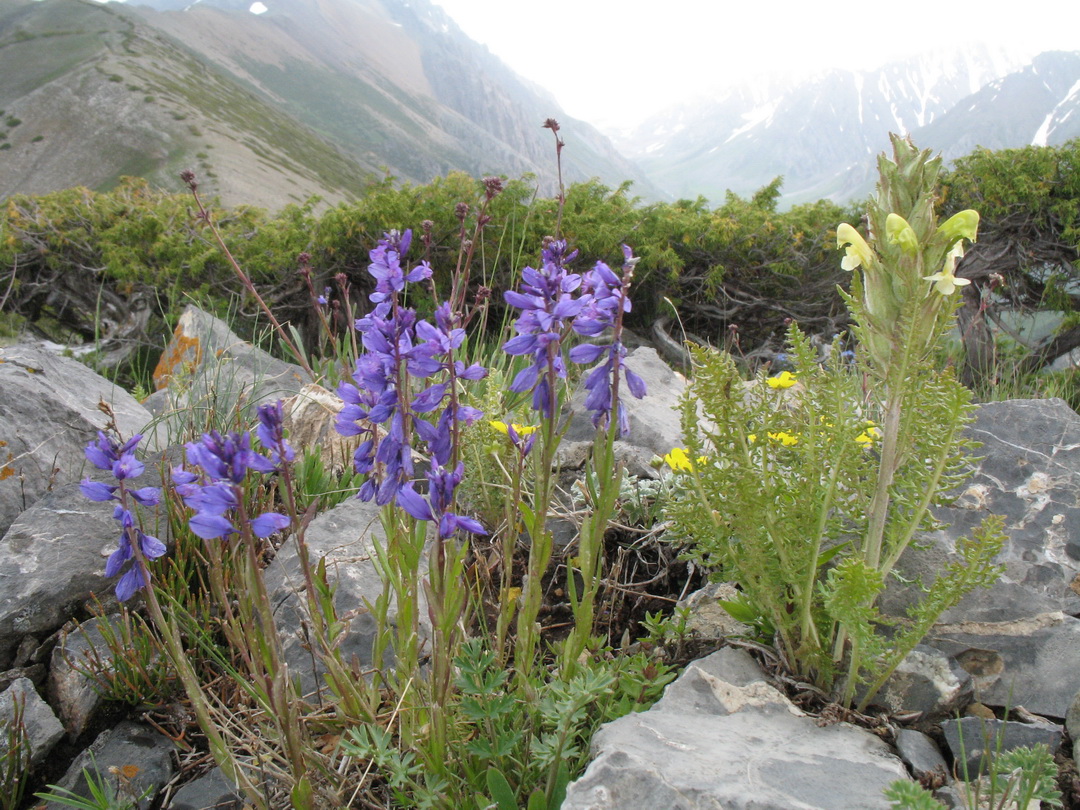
172, 402, 291, 541
335, 230, 486, 537
503, 239, 583, 417
80, 432, 165, 602
504, 242, 646, 434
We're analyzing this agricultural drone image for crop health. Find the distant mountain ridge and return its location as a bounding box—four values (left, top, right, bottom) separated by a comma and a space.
614, 45, 1080, 207
0, 0, 658, 209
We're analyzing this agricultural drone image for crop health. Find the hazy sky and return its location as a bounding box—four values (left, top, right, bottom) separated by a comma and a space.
433, 0, 1080, 131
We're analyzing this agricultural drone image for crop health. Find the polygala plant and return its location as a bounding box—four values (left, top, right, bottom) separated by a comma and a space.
665, 135, 1007, 709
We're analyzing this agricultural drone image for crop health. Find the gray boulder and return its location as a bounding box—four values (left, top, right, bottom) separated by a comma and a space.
563, 347, 686, 458
265, 496, 428, 699
0, 343, 151, 536
563, 647, 909, 809
41, 721, 175, 810
143, 304, 309, 449
0, 483, 141, 668
882, 398, 1080, 717
942, 716, 1064, 776
0, 677, 64, 768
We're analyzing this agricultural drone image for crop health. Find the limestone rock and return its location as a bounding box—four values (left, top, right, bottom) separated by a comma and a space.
869, 645, 973, 720
144, 305, 308, 448
0, 343, 151, 536
942, 716, 1063, 776
563, 347, 686, 458
563, 647, 909, 810
894, 729, 948, 783
881, 399, 1080, 717
0, 484, 125, 668
281, 383, 357, 472
167, 765, 243, 810
49, 616, 123, 738
265, 496, 428, 699
0, 677, 64, 768
42, 721, 175, 810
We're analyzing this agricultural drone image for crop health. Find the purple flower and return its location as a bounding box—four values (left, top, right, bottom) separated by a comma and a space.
179, 430, 292, 543
81, 431, 163, 601
503, 239, 584, 418
569, 248, 647, 434
256, 401, 296, 465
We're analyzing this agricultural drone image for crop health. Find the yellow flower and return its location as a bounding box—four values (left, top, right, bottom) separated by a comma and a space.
854, 422, 882, 449
836, 223, 874, 271
923, 243, 971, 295
766, 371, 797, 389
885, 213, 918, 255
768, 431, 799, 446
936, 209, 979, 245
664, 447, 694, 472
489, 420, 538, 437
504, 586, 522, 604
747, 434, 757, 444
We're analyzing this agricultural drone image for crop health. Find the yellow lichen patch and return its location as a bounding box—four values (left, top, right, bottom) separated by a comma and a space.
152, 325, 202, 391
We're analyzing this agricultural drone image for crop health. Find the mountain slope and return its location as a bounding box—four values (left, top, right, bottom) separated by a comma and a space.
615, 45, 1056, 207
0, 0, 375, 208
912, 51, 1080, 159
0, 0, 658, 210
136, 0, 658, 195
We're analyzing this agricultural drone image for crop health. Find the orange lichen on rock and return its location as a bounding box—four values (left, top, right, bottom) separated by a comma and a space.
152, 323, 203, 390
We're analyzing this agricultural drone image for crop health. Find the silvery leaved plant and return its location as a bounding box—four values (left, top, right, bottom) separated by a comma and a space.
665, 136, 1007, 709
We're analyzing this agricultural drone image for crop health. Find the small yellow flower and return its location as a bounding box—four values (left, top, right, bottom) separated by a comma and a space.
747, 434, 757, 444
923, 243, 971, 296
768, 431, 799, 446
885, 213, 918, 255
505, 586, 522, 603
490, 420, 538, 437
854, 422, 882, 449
836, 223, 874, 271
766, 371, 797, 389
664, 447, 694, 472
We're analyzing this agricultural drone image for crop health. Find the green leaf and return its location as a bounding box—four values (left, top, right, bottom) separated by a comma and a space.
717, 598, 759, 624
486, 766, 518, 810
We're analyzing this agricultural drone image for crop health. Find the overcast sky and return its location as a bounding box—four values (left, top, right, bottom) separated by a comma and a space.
433, 0, 1080, 131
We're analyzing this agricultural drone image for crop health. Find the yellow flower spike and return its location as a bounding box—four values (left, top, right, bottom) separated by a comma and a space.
663, 447, 694, 472
923, 243, 971, 295
885, 213, 919, 255
768, 431, 799, 446
766, 371, 797, 389
936, 209, 980, 245
836, 223, 874, 271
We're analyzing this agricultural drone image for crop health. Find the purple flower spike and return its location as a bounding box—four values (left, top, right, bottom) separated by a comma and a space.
568, 249, 647, 434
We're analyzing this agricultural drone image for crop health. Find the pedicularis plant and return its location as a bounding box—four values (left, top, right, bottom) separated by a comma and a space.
665, 135, 1007, 709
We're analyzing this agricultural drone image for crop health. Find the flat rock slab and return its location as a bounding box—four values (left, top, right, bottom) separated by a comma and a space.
881, 398, 1080, 717
0, 484, 126, 668
563, 647, 909, 810
0, 677, 63, 768
0, 343, 151, 536
266, 496, 429, 699
42, 721, 175, 810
